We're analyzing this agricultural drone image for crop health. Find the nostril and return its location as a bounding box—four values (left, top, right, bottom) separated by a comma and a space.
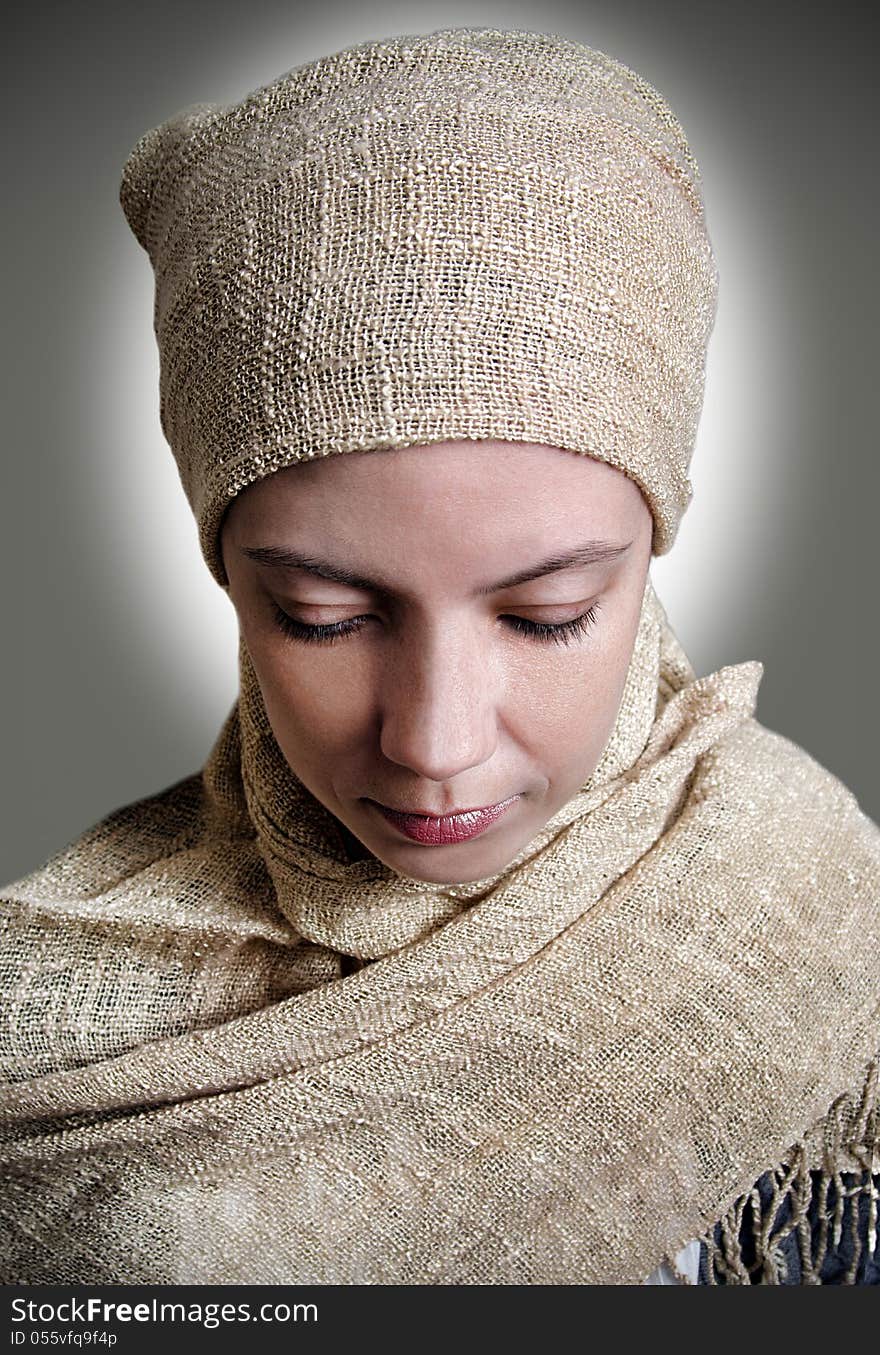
378, 704, 498, 782
378, 633, 500, 778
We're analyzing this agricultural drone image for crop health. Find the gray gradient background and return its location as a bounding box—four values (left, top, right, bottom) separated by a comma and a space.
2, 0, 878, 886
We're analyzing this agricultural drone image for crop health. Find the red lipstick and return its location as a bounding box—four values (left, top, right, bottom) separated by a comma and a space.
373, 796, 520, 845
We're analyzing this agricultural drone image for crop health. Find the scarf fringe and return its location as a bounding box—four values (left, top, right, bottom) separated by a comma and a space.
695, 1057, 880, 1284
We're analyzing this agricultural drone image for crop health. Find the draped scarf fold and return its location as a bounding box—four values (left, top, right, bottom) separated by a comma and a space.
1, 576, 878, 1284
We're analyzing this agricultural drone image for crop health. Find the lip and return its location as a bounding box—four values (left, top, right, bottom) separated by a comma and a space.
370, 796, 520, 846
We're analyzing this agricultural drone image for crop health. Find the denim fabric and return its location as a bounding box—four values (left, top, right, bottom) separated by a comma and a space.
699, 1169, 880, 1284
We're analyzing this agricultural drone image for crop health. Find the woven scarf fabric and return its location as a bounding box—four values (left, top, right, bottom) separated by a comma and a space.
118, 26, 719, 581
1, 24, 877, 1287
1, 578, 878, 1283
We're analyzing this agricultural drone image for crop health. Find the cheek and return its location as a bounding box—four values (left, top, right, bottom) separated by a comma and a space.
521, 657, 622, 746
506, 620, 638, 767
246, 631, 375, 755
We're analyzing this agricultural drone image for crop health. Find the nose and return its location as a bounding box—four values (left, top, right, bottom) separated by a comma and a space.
378, 616, 499, 783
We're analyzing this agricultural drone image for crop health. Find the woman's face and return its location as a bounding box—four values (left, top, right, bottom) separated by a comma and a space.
221, 441, 653, 884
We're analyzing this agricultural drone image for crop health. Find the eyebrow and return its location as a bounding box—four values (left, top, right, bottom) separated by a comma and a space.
240, 539, 633, 596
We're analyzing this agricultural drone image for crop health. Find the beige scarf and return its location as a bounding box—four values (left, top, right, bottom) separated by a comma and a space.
1, 577, 878, 1284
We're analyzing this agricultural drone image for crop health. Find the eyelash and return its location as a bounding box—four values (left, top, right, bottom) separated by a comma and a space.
270, 601, 602, 647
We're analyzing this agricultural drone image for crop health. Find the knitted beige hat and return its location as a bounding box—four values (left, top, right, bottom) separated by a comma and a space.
120, 26, 719, 586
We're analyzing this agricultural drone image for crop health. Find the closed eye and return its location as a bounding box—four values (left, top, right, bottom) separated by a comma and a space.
270, 601, 602, 646
503, 603, 601, 645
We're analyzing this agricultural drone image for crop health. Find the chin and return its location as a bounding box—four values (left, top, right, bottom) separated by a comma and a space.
372, 839, 517, 887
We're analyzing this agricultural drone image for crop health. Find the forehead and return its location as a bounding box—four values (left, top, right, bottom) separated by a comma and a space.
225, 440, 647, 540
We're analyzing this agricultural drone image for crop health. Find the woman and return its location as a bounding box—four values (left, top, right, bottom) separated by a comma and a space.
0, 26, 877, 1286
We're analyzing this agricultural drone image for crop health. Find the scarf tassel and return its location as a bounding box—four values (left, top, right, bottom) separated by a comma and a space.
694, 1057, 879, 1284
